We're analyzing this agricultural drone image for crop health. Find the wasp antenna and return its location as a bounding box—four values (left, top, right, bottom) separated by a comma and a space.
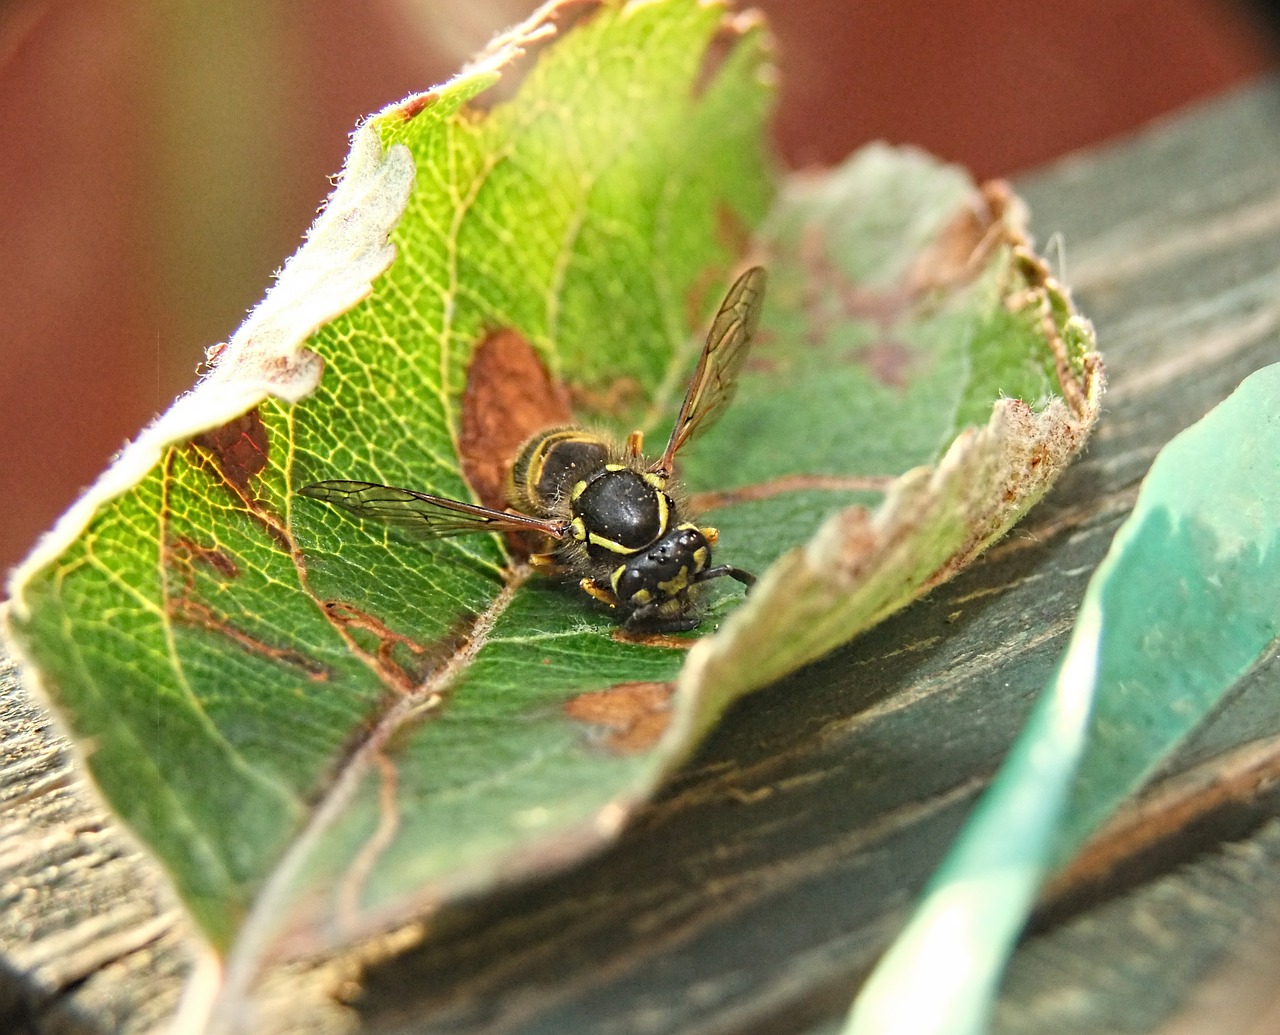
693, 564, 756, 589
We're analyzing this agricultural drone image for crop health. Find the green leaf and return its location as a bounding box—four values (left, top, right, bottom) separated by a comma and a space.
845, 362, 1280, 1035
6, 0, 769, 958
1, 0, 1099, 1022
676, 168, 1101, 738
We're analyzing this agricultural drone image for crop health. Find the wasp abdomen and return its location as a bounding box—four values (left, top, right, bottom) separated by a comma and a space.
509, 427, 609, 512
572, 468, 669, 557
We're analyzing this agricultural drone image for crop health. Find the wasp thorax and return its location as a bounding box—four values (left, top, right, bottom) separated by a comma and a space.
572, 467, 670, 556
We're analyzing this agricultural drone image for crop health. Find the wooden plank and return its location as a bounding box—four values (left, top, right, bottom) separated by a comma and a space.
0, 654, 193, 1033
3, 79, 1280, 1035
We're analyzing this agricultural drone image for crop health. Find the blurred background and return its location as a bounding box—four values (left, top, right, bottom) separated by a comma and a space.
1, 0, 1276, 574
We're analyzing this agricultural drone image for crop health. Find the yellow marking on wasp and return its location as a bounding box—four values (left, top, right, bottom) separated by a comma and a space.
643, 472, 667, 490
571, 479, 588, 501
587, 531, 637, 555
692, 546, 709, 568
610, 565, 626, 593
524, 431, 560, 493
701, 525, 719, 545
657, 566, 690, 596
630, 588, 653, 605
604, 463, 626, 472
654, 492, 670, 536
570, 517, 587, 541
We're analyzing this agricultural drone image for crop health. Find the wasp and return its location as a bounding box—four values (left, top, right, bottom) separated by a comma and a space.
300, 266, 766, 633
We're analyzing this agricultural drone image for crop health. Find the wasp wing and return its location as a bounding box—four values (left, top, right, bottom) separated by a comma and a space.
299, 480, 567, 540
652, 266, 767, 478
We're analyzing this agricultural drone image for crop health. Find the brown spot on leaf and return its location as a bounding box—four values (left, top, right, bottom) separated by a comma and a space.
684, 265, 722, 333
261, 520, 292, 553
192, 409, 270, 493
164, 534, 330, 678
789, 179, 1025, 351
716, 202, 754, 260
169, 536, 241, 581
325, 600, 473, 695
175, 598, 333, 681
797, 225, 912, 342
847, 285, 914, 327
682, 257, 766, 342
843, 338, 916, 390
693, 9, 765, 98
563, 681, 675, 754
460, 329, 574, 512
567, 376, 643, 420
166, 589, 328, 686
909, 179, 1022, 294
611, 628, 699, 650
744, 353, 782, 376
395, 91, 439, 122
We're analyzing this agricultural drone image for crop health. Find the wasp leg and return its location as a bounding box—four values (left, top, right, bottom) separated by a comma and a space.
692, 564, 756, 590
580, 577, 619, 609
624, 600, 700, 634
530, 551, 570, 577
624, 429, 644, 460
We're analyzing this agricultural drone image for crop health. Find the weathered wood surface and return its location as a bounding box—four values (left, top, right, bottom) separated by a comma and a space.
3, 80, 1280, 1035
0, 653, 194, 1033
